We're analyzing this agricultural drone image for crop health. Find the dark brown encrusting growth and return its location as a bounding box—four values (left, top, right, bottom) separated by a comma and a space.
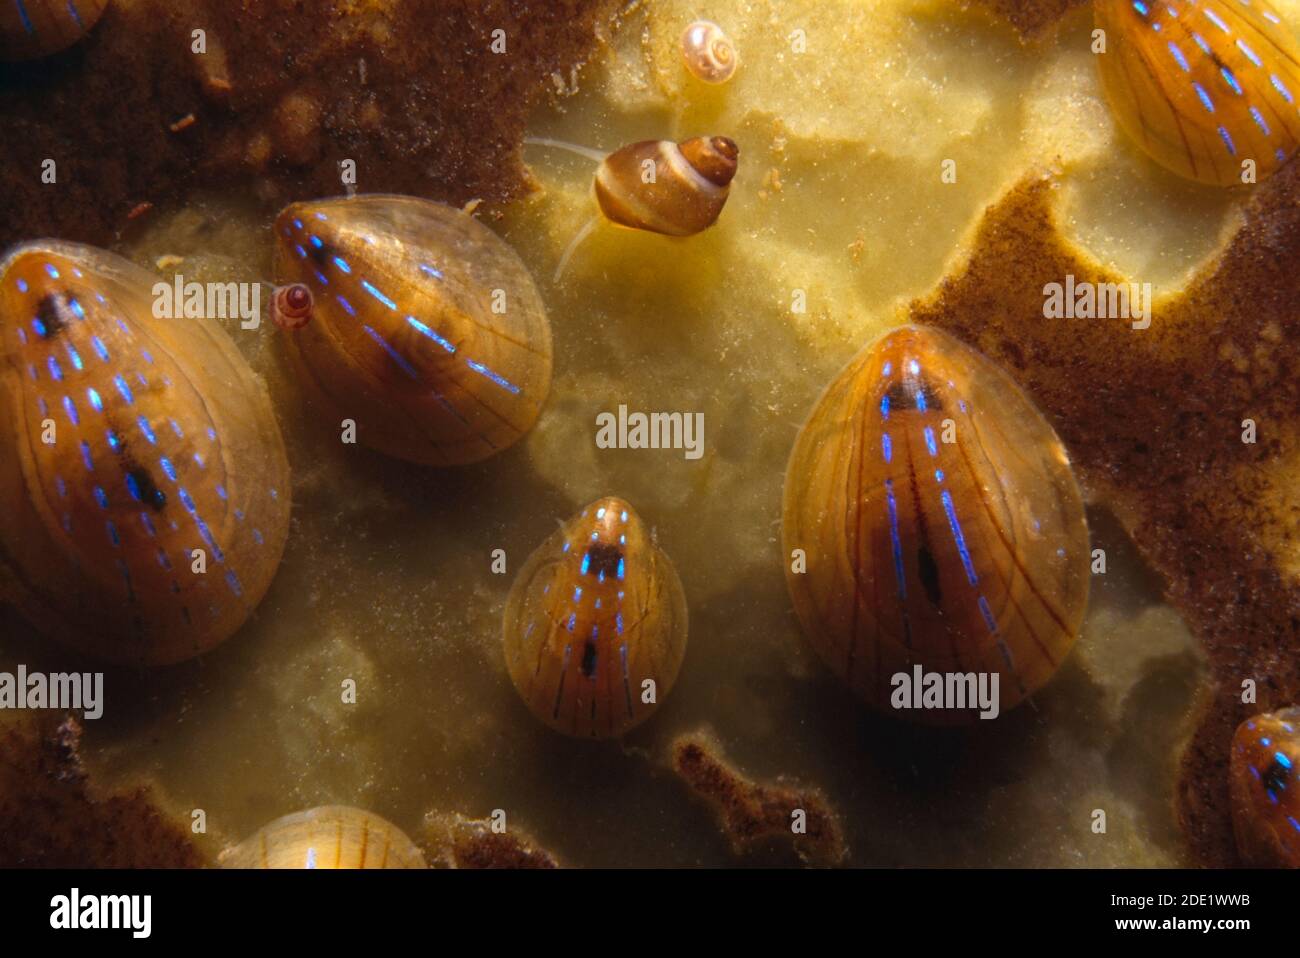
422, 812, 559, 869
907, 165, 1300, 866
671, 731, 847, 866
0, 715, 205, 867
971, 0, 1091, 41
0, 0, 621, 248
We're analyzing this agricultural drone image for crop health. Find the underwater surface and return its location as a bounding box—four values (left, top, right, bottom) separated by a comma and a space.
3, 0, 1300, 868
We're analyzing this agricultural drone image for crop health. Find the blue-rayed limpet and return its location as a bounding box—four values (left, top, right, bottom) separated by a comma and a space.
503, 496, 688, 738
1230, 706, 1300, 867
273, 195, 553, 466
221, 806, 426, 869
782, 325, 1090, 723
1095, 0, 1300, 185
0, 241, 290, 665
0, 0, 108, 61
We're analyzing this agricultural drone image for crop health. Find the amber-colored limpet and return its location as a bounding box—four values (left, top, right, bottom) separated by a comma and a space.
0, 0, 107, 61
272, 195, 553, 467
220, 806, 426, 869
782, 325, 1090, 723
0, 241, 290, 666
1094, 0, 1300, 186
503, 496, 688, 739
1230, 707, 1300, 867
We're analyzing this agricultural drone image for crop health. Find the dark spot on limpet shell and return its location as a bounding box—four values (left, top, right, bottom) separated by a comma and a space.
125, 464, 167, 511
585, 543, 623, 577
308, 239, 334, 268
917, 543, 942, 608
1261, 758, 1289, 795
35, 295, 65, 338
885, 378, 943, 414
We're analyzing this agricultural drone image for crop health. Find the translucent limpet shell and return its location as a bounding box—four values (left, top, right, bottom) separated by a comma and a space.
1230, 707, 1300, 867
272, 195, 553, 466
1095, 0, 1300, 186
0, 241, 290, 666
220, 806, 426, 869
503, 496, 688, 739
782, 325, 1090, 723
0, 0, 107, 61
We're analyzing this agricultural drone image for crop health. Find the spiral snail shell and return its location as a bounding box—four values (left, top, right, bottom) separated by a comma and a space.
272, 195, 553, 466
271, 283, 312, 331
221, 806, 426, 869
503, 496, 688, 739
1230, 707, 1300, 867
0, 0, 107, 61
782, 325, 1090, 723
0, 241, 290, 666
681, 20, 738, 84
1094, 0, 1300, 186
595, 136, 740, 236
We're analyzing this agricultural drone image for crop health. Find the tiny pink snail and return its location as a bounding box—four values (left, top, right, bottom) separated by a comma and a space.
681, 20, 738, 84
523, 135, 740, 281
0, 0, 107, 61
271, 283, 312, 331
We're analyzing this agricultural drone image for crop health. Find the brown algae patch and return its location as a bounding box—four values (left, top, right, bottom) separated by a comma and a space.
671, 730, 847, 866
422, 811, 560, 869
0, 0, 623, 248
0, 715, 205, 867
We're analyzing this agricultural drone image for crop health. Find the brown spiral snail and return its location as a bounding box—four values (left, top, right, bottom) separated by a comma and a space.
782, 325, 1090, 723
0, 0, 107, 61
272, 194, 553, 467
1230, 707, 1300, 867
681, 20, 738, 84
503, 496, 688, 738
220, 806, 426, 868
523, 135, 740, 281
0, 240, 291, 666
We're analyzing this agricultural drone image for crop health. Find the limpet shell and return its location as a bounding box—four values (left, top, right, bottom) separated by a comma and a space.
1095, 0, 1300, 185
221, 806, 426, 869
0, 0, 107, 61
272, 195, 553, 466
0, 241, 290, 665
503, 496, 688, 738
1230, 706, 1300, 867
782, 325, 1090, 723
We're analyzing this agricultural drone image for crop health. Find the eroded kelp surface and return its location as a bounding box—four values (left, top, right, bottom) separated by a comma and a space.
0, 0, 619, 248
1, 0, 1296, 867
